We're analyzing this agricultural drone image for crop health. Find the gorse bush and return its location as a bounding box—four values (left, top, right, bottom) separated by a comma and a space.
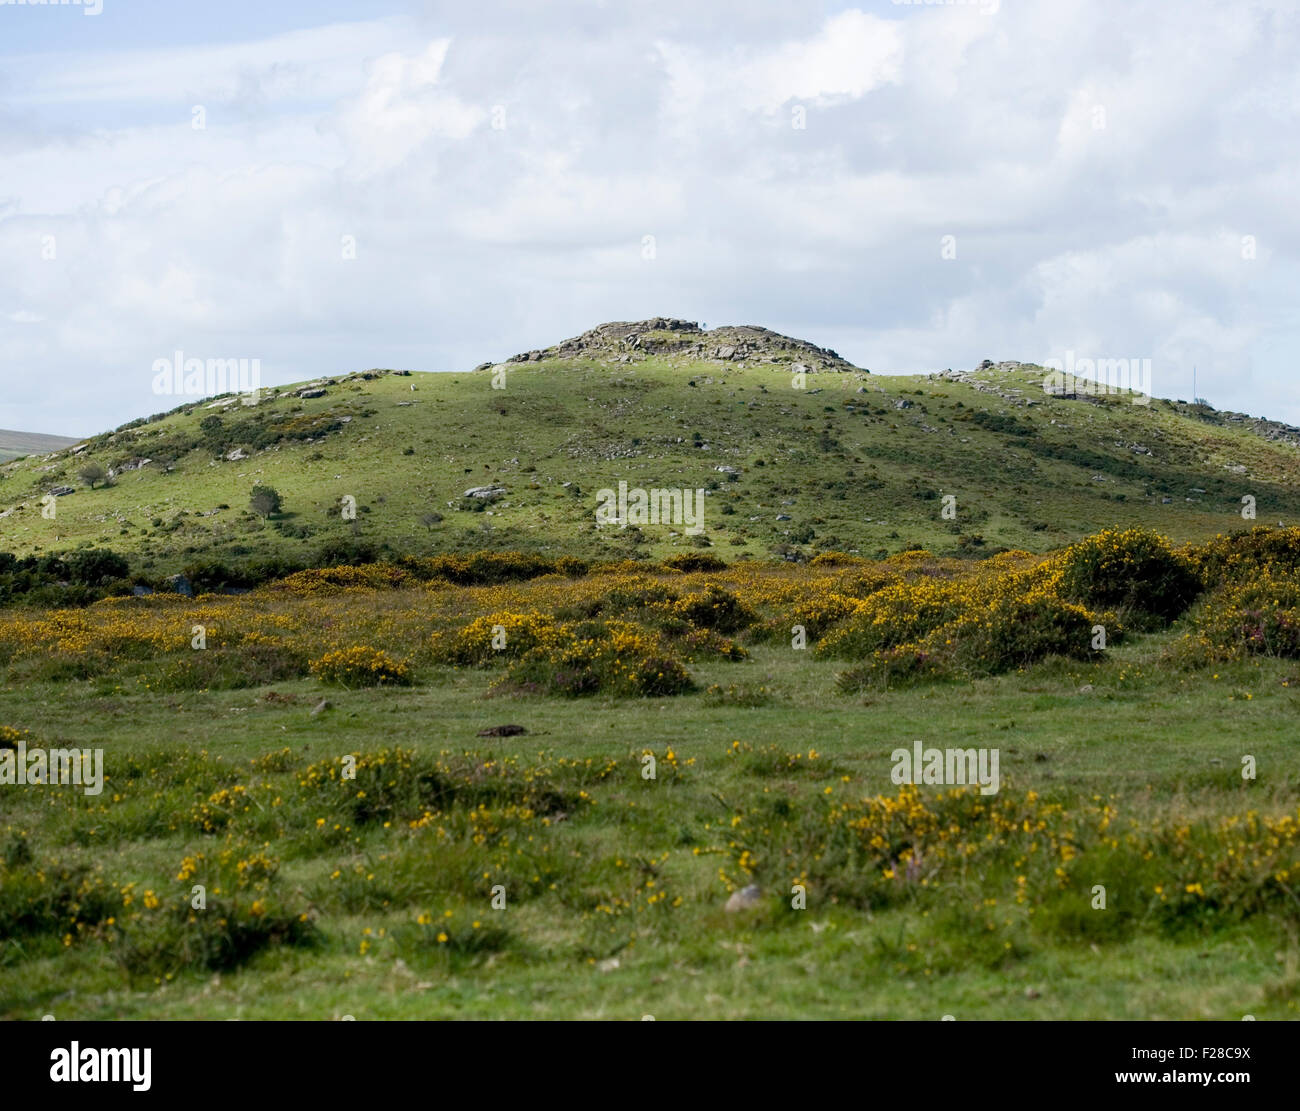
502, 624, 693, 697
309, 646, 411, 687
296, 747, 585, 828
670, 585, 755, 634
112, 897, 317, 977
1174, 572, 1300, 663
836, 645, 945, 693
14, 527, 1300, 698
1056, 527, 1198, 622
942, 592, 1097, 674
274, 563, 410, 596
1186, 526, 1300, 588
721, 781, 1300, 933
661, 552, 727, 573
401, 551, 578, 585
816, 579, 963, 660
0, 860, 117, 940
430, 611, 565, 666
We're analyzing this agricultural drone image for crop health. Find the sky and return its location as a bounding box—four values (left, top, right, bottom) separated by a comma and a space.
2, 0, 1298, 436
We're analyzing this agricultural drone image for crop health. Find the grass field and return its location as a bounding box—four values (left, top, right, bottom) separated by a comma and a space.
2, 532, 1297, 1020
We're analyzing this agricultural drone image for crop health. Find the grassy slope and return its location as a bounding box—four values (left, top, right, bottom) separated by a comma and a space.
2, 361, 1297, 571
1, 633, 1295, 1020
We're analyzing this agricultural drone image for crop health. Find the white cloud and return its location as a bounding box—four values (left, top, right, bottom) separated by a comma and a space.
657, 10, 903, 123
332, 40, 484, 176
2, 2, 1300, 434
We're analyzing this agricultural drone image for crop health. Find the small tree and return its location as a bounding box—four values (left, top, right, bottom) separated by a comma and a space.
250, 484, 283, 519
78, 463, 108, 490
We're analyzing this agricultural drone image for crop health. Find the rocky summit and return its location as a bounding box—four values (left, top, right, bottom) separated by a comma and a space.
483, 317, 865, 373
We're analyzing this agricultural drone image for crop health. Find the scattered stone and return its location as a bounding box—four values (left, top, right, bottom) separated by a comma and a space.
48, 485, 75, 497
297, 387, 327, 399
164, 573, 194, 597
462, 485, 506, 501
725, 884, 762, 912
225, 448, 249, 462
477, 724, 528, 737
310, 699, 332, 716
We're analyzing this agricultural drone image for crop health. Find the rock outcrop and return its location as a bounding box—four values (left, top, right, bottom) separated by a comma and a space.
481, 317, 865, 373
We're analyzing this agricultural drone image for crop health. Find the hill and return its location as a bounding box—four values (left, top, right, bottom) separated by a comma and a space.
0, 428, 81, 464
1, 321, 1298, 575
487, 316, 864, 372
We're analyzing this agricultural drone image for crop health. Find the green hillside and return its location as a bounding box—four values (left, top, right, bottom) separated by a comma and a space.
2, 320, 1298, 575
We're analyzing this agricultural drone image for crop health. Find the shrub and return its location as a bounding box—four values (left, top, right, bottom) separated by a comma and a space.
314, 538, 381, 566
671, 585, 756, 634
606, 581, 680, 612
150, 641, 311, 692
661, 552, 726, 573
112, 897, 316, 976
406, 913, 512, 963
816, 579, 962, 659
1187, 526, 1300, 589
704, 683, 772, 707
406, 551, 556, 585
431, 611, 566, 666
502, 625, 693, 697
836, 645, 946, 692
65, 549, 130, 586
296, 747, 584, 828
0, 860, 117, 940
1056, 528, 1199, 622
1179, 572, 1300, 661
679, 627, 749, 661
274, 564, 409, 596
941, 592, 1097, 674
310, 646, 411, 687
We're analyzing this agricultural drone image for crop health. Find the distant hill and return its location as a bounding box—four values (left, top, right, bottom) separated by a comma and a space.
1, 322, 1298, 575
0, 429, 81, 463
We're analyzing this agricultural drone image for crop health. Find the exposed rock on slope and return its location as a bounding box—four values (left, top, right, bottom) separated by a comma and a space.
484, 317, 865, 373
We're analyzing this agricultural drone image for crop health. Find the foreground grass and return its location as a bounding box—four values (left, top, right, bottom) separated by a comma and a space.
2, 636, 1296, 1020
